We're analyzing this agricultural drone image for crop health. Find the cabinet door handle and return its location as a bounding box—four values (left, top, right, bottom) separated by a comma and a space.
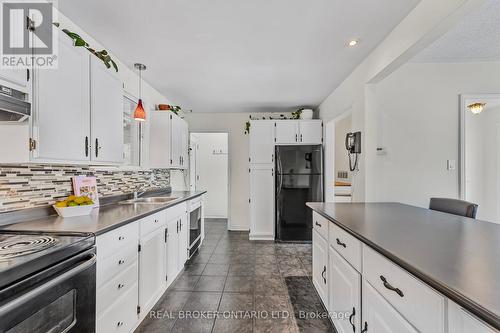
95, 138, 99, 158
315, 221, 322, 227
321, 265, 326, 284
300, 134, 303, 142
154, 219, 159, 223
295, 134, 298, 142
380, 275, 404, 297
336, 238, 347, 248
118, 259, 125, 265
349, 307, 355, 332
117, 321, 124, 327
361, 322, 368, 333
85, 136, 89, 157
118, 236, 124, 241
118, 283, 125, 289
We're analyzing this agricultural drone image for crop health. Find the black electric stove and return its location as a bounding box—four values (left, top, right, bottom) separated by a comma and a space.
0, 231, 96, 333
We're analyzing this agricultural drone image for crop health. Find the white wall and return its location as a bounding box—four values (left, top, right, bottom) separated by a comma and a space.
194, 133, 229, 218
319, 0, 486, 202
368, 62, 500, 207
334, 115, 352, 181
466, 103, 500, 223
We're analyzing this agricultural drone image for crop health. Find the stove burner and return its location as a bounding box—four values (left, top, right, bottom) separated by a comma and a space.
0, 235, 58, 260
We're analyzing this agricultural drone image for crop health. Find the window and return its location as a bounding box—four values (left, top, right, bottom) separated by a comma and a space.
123, 95, 142, 166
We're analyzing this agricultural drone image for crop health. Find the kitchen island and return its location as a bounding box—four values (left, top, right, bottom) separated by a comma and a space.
307, 202, 500, 332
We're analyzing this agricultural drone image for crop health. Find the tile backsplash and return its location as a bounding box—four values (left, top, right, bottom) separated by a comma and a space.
0, 165, 170, 213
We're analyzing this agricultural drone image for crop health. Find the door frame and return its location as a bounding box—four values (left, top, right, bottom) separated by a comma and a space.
459, 93, 500, 200
324, 109, 352, 202
189, 130, 231, 230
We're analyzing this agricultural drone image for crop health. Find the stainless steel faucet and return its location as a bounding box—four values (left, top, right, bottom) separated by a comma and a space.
133, 174, 155, 199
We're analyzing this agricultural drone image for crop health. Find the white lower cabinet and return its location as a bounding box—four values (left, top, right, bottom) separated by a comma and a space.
312, 229, 328, 306
139, 226, 166, 318
361, 280, 417, 333
328, 247, 360, 333
249, 164, 274, 240
165, 217, 180, 287
97, 283, 139, 333
448, 301, 497, 333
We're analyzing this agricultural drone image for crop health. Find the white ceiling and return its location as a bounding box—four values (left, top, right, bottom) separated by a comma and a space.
413, 0, 500, 63
59, 0, 419, 113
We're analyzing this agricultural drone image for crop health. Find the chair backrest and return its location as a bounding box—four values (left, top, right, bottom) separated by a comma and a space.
429, 198, 478, 219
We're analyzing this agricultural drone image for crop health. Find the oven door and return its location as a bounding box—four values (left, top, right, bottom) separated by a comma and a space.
0, 248, 96, 333
189, 203, 202, 257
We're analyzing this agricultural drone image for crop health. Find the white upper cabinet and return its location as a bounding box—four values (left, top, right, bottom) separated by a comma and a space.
149, 112, 188, 169
299, 121, 323, 144
275, 120, 322, 144
249, 121, 275, 164
90, 57, 124, 164
32, 32, 90, 162
275, 121, 299, 144
362, 280, 418, 333
329, 247, 361, 333
0, 69, 29, 91
149, 112, 172, 168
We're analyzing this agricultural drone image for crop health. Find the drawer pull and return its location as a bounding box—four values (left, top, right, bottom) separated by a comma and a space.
361, 322, 368, 333
315, 221, 322, 227
117, 321, 124, 327
349, 307, 355, 332
118, 259, 125, 265
118, 283, 125, 289
321, 265, 326, 284
118, 236, 125, 241
336, 238, 347, 248
380, 275, 404, 297
154, 219, 159, 223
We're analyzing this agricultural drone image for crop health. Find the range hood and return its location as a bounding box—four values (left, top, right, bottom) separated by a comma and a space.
0, 85, 30, 122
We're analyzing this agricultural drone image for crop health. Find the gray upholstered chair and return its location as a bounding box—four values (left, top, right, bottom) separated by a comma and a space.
429, 198, 478, 219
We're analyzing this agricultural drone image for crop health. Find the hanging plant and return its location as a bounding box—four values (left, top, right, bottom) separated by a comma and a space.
244, 121, 251, 134
53, 23, 118, 72
169, 105, 182, 115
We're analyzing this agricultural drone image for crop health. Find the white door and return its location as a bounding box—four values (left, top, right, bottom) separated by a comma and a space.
178, 213, 189, 268
361, 280, 418, 333
139, 228, 166, 315
299, 121, 323, 144
165, 218, 179, 286
90, 57, 124, 164
249, 121, 275, 164
275, 121, 299, 144
329, 247, 361, 333
448, 301, 497, 333
32, 33, 90, 162
149, 112, 172, 168
312, 229, 328, 306
249, 165, 274, 240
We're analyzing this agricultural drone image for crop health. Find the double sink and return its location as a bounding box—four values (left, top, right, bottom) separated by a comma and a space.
120, 197, 178, 205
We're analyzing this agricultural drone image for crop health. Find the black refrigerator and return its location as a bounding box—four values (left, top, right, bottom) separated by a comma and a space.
275, 145, 323, 242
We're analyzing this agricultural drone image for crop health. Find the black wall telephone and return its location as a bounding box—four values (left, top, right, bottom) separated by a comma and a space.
345, 131, 361, 171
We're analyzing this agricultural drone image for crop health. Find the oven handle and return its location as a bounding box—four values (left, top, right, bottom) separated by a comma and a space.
0, 253, 96, 315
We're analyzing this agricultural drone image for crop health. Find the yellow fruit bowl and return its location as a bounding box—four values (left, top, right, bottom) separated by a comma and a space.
53, 204, 94, 217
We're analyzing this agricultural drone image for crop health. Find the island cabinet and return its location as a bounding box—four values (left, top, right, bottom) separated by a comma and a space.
95, 196, 204, 333
310, 210, 500, 333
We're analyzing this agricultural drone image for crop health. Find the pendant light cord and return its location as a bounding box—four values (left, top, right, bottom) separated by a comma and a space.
139, 69, 142, 99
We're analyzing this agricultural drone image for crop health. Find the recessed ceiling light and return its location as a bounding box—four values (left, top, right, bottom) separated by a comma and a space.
347, 39, 359, 47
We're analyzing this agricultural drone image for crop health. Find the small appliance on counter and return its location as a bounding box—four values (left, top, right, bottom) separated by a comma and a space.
0, 230, 96, 332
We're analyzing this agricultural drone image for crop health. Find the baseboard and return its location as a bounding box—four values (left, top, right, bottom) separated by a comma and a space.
249, 233, 274, 241
228, 226, 249, 231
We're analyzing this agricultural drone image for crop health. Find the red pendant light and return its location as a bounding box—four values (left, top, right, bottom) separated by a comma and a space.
133, 63, 147, 122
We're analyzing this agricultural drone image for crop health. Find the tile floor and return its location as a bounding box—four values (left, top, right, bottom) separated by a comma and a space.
135, 219, 334, 333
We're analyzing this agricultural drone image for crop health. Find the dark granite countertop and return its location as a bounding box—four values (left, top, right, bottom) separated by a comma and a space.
2, 191, 206, 236
306, 202, 500, 330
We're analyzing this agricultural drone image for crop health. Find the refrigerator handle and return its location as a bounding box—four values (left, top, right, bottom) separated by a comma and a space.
276, 148, 283, 197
